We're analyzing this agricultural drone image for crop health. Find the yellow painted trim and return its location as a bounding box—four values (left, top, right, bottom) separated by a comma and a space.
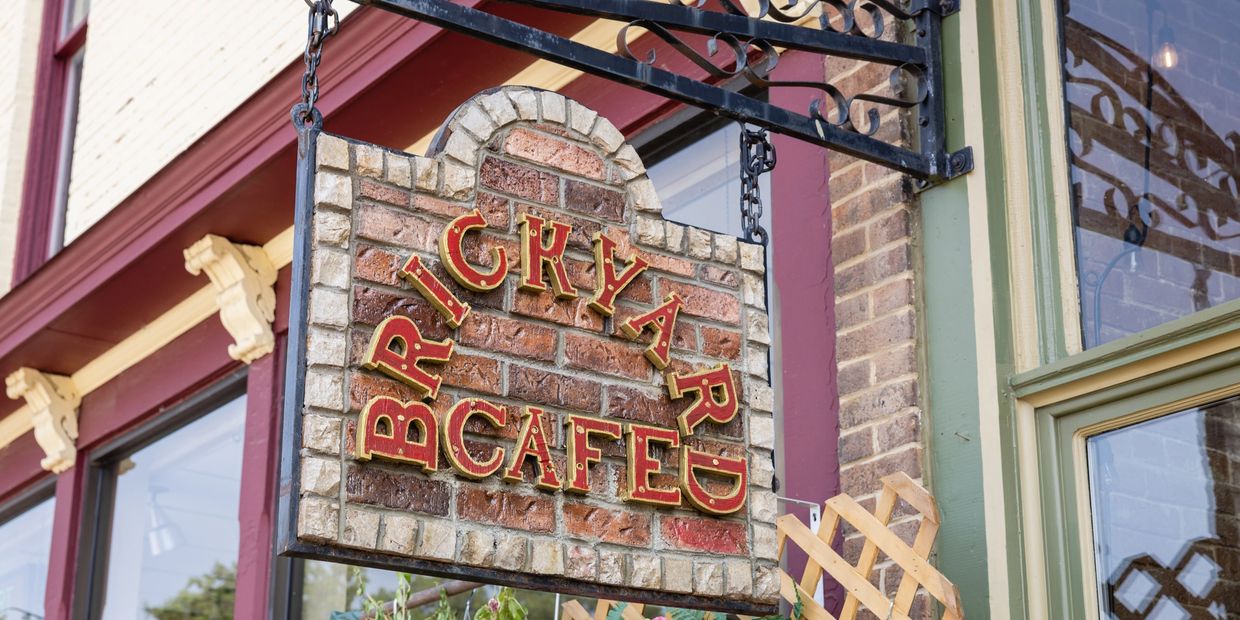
1014, 400, 1049, 620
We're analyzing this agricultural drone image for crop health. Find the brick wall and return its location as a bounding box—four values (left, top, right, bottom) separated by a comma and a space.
826, 38, 930, 619
0, 0, 44, 293
60, 0, 356, 244
293, 87, 779, 609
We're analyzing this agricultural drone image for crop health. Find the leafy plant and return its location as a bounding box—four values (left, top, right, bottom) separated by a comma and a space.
473, 587, 528, 620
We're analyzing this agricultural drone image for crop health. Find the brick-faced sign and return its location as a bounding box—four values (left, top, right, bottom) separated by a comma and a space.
280, 87, 778, 613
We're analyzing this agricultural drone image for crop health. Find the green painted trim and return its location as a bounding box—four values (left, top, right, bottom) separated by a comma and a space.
1011, 298, 1240, 398
1035, 352, 1240, 615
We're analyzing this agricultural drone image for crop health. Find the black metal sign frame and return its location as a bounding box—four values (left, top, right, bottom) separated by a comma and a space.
357, 0, 972, 182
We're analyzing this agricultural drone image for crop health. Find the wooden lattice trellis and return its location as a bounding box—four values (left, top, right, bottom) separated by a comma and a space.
562, 472, 963, 620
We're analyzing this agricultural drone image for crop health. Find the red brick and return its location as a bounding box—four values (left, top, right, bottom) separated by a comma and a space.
700, 265, 740, 289
346, 465, 450, 515
839, 379, 918, 427
456, 487, 556, 533
459, 312, 558, 362
461, 233, 520, 275
358, 178, 410, 207
425, 259, 505, 311
480, 157, 559, 205
564, 332, 650, 381
504, 128, 605, 180
836, 360, 872, 396
837, 310, 914, 361
511, 290, 603, 331
355, 203, 437, 252
351, 286, 450, 339
442, 352, 503, 396
612, 305, 696, 352
564, 180, 625, 222
835, 293, 869, 331
604, 385, 678, 428
475, 192, 513, 229
700, 326, 741, 360
643, 252, 696, 277
348, 371, 420, 411
833, 227, 867, 267
354, 245, 404, 287
660, 515, 748, 555
872, 277, 914, 316
508, 364, 602, 412
659, 280, 741, 324
840, 447, 922, 497
563, 502, 652, 546
515, 203, 601, 251
868, 208, 911, 249
839, 427, 874, 463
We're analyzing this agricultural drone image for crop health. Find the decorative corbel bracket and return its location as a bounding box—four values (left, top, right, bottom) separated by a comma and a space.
6, 368, 81, 473
185, 234, 278, 364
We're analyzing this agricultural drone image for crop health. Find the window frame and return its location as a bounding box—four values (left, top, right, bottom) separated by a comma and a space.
73, 370, 247, 620
13, 0, 89, 283
0, 478, 57, 620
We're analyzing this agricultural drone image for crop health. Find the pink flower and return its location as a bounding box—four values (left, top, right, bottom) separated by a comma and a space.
488, 598, 500, 612
653, 617, 668, 620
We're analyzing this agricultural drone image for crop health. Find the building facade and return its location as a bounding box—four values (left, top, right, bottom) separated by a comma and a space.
0, 0, 1235, 618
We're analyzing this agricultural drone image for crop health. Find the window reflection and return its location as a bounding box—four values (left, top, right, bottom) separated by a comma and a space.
1061, 0, 1240, 348
98, 396, 246, 619
1087, 395, 1240, 617
0, 496, 55, 620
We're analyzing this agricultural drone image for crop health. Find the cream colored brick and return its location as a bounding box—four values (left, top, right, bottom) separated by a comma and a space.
750, 449, 775, 488
460, 529, 495, 566
628, 555, 661, 589
740, 243, 766, 273
665, 222, 686, 251
417, 520, 456, 561
297, 497, 338, 543
495, 534, 528, 571
751, 414, 775, 450
687, 228, 712, 260
457, 104, 496, 141
636, 217, 665, 246
663, 557, 693, 593
342, 507, 380, 549
714, 235, 739, 264
442, 162, 475, 199
444, 130, 479, 166
751, 487, 777, 524
300, 455, 340, 497
304, 369, 344, 410
567, 100, 598, 135
589, 117, 625, 154
313, 210, 350, 247
747, 345, 769, 380
414, 157, 439, 191
724, 559, 753, 598
480, 91, 519, 128
755, 565, 781, 600
317, 134, 350, 171
630, 177, 661, 212
530, 540, 564, 575
753, 524, 778, 561
599, 549, 625, 585
743, 272, 766, 308
315, 172, 352, 210
380, 514, 418, 555
694, 561, 724, 596
386, 152, 413, 188
746, 312, 772, 345
355, 144, 384, 179
311, 249, 349, 289
564, 544, 597, 580
748, 380, 774, 413
539, 91, 566, 125
507, 89, 539, 121
302, 413, 342, 454
309, 288, 348, 328
306, 327, 347, 367
613, 144, 645, 180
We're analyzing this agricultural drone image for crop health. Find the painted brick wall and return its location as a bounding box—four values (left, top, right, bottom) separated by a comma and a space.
60, 0, 356, 244
0, 0, 44, 293
826, 35, 931, 619
293, 87, 779, 608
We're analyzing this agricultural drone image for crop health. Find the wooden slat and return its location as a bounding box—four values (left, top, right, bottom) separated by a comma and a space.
880, 472, 941, 525
562, 600, 593, 620
839, 486, 900, 619
778, 570, 838, 620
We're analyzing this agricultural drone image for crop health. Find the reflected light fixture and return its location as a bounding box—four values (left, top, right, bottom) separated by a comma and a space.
147, 488, 183, 557
1155, 25, 1178, 69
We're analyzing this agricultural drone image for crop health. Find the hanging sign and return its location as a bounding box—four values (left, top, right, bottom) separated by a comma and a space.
279, 87, 777, 613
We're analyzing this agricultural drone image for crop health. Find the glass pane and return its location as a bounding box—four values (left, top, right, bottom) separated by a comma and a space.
647, 124, 772, 240
1061, 0, 1240, 348
50, 49, 85, 256
0, 497, 55, 619
98, 396, 246, 620
60, 0, 88, 38
1087, 395, 1240, 617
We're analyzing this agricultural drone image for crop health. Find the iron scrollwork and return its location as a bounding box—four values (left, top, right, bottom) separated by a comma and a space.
356, 0, 972, 183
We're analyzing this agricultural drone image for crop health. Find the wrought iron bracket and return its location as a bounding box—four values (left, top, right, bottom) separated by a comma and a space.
355, 0, 971, 184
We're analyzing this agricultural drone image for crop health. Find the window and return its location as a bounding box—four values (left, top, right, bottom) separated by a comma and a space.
85, 394, 246, 619
48, 0, 88, 256
1060, 0, 1240, 348
1088, 396, 1240, 618
0, 494, 56, 620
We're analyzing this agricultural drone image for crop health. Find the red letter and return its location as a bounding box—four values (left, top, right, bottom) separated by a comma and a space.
362, 316, 454, 400
518, 213, 577, 299
620, 293, 684, 370
399, 254, 470, 328
588, 232, 648, 317
564, 414, 622, 493
667, 364, 738, 436
623, 423, 682, 507
441, 398, 507, 479
439, 208, 508, 292
680, 447, 748, 515
502, 406, 562, 490
355, 396, 439, 472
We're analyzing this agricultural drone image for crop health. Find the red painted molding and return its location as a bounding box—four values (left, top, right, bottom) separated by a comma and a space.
42, 464, 86, 620
0, 432, 49, 507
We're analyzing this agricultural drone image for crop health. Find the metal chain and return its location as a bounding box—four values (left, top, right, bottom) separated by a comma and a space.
739, 125, 775, 245
293, 0, 339, 131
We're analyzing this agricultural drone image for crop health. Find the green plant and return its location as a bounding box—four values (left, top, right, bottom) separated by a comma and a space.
473, 587, 528, 620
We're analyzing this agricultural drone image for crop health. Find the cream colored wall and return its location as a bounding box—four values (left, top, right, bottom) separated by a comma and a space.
0, 0, 45, 293
62, 0, 356, 244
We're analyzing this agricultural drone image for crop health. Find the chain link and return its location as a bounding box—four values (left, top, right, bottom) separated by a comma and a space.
295, 0, 339, 128
739, 125, 776, 245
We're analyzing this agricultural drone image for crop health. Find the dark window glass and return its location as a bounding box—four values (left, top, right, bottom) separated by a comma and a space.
0, 497, 55, 619
97, 396, 246, 619
1087, 396, 1240, 617
1061, 0, 1240, 348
